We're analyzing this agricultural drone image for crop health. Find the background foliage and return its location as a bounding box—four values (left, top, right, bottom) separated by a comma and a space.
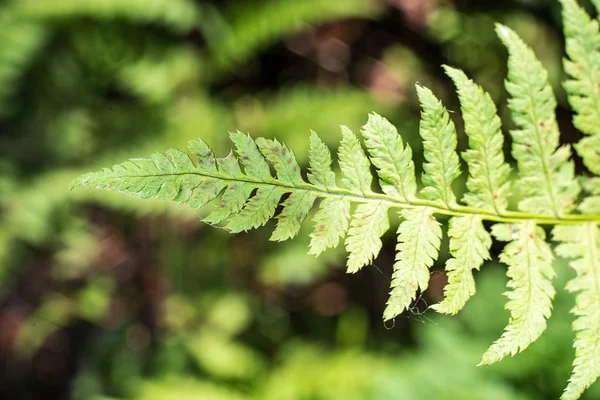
0, 0, 597, 399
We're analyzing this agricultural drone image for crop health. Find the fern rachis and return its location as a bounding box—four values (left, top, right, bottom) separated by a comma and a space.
73, 1, 600, 398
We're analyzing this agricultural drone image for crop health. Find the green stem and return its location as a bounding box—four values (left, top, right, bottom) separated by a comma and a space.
95, 170, 600, 226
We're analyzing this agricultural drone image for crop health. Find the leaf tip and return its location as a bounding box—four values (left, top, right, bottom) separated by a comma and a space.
70, 172, 95, 191
495, 23, 511, 38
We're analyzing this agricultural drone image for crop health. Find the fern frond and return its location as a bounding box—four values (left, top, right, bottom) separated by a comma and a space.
0, 12, 47, 116
12, 0, 200, 32
73, 19, 600, 399
305, 131, 350, 255
416, 85, 461, 207
361, 112, 416, 201
384, 208, 441, 321
308, 197, 351, 256
255, 138, 303, 186
270, 191, 317, 242
444, 66, 512, 213
206, 0, 378, 71
579, 177, 600, 215
227, 187, 285, 233
579, 195, 600, 215
338, 126, 372, 195
480, 221, 555, 365
554, 223, 600, 400
204, 182, 253, 226
561, 0, 600, 175
117, 46, 201, 103
431, 215, 491, 315
188, 139, 219, 174
230, 131, 272, 180
345, 203, 390, 273
307, 131, 336, 190
497, 24, 580, 217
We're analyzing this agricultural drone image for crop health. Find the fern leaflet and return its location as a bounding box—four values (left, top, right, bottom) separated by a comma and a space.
497, 24, 580, 217
384, 208, 441, 321
345, 202, 390, 273
361, 112, 416, 201
444, 65, 511, 214
308, 197, 350, 256
416, 85, 461, 207
480, 222, 555, 365
555, 223, 600, 400
431, 215, 491, 315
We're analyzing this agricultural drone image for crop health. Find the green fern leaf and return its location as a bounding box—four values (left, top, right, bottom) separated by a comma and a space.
188, 139, 219, 174
204, 182, 253, 225
176, 178, 226, 208
497, 23, 580, 216
72, 18, 600, 398
13, 0, 200, 32
338, 126, 372, 195
215, 151, 244, 179
444, 66, 512, 213
0, 12, 47, 116
226, 187, 285, 233
580, 177, 600, 214
384, 208, 442, 321
561, 0, 600, 175
561, 0, 600, 136
164, 148, 196, 171
554, 223, 600, 400
345, 202, 390, 273
431, 215, 491, 315
576, 136, 600, 178
256, 138, 303, 186
579, 196, 600, 215
203, 153, 252, 224
480, 221, 555, 365
416, 85, 461, 207
307, 131, 337, 190
208, 0, 378, 71
229, 131, 272, 180
77, 151, 219, 208
361, 112, 416, 201
270, 191, 317, 241
308, 197, 351, 256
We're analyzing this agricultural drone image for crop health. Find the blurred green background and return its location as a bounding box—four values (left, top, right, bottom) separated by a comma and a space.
0, 0, 597, 399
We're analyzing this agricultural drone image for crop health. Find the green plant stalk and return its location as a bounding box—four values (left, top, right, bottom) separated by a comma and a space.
92, 169, 600, 226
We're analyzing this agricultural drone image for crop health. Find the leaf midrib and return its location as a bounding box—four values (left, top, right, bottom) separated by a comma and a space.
101, 169, 600, 225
